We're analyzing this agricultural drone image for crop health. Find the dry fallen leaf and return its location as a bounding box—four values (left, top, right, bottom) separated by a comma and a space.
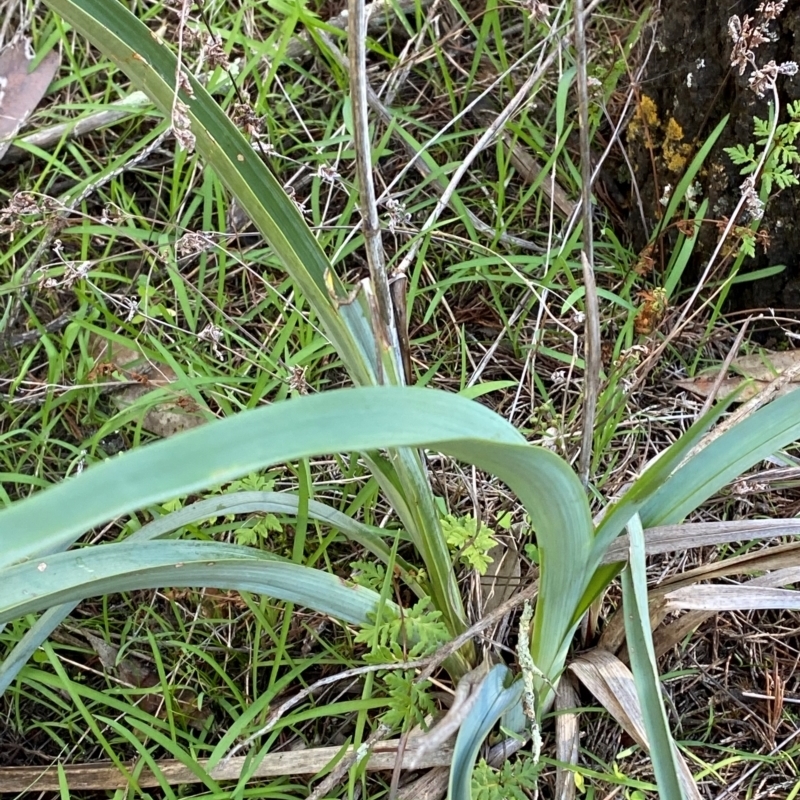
0, 39, 61, 159
89, 335, 206, 437
480, 538, 521, 614
554, 674, 579, 800
676, 349, 800, 400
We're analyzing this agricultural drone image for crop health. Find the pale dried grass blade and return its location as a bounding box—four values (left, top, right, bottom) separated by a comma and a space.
554, 673, 580, 800
655, 565, 800, 656
660, 543, 800, 591
665, 568, 800, 611
397, 767, 449, 800
0, 740, 454, 792
600, 540, 800, 654
602, 519, 800, 563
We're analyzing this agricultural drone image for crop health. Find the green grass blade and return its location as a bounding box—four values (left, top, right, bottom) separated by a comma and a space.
42, 0, 378, 385
658, 115, 728, 232
0, 540, 388, 626
664, 199, 709, 299
0, 607, 68, 696
621, 514, 686, 800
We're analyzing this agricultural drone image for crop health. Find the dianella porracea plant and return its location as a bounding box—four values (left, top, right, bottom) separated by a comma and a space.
5, 2, 800, 798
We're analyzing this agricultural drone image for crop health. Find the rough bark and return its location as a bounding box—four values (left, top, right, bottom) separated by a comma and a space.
622, 0, 800, 316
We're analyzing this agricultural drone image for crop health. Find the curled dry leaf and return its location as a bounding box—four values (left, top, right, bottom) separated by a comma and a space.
89, 335, 206, 437
569, 649, 648, 748
677, 349, 800, 401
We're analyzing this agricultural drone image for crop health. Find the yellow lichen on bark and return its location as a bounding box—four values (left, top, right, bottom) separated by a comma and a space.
628, 95, 659, 140
662, 117, 692, 172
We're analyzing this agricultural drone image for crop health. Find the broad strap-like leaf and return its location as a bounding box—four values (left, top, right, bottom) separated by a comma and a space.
0, 490, 418, 696
38, 0, 470, 640
448, 664, 524, 800
0, 540, 389, 627
571, 395, 737, 633
621, 514, 692, 800
591, 391, 739, 568
132, 491, 410, 571
0, 386, 592, 698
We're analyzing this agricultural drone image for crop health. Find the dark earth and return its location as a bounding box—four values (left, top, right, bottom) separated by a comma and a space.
619, 0, 800, 322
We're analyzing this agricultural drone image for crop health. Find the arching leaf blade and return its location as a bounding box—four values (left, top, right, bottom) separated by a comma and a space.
448, 665, 524, 800
0, 540, 388, 627
0, 490, 415, 696
640, 388, 800, 527
0, 387, 592, 694
622, 514, 688, 800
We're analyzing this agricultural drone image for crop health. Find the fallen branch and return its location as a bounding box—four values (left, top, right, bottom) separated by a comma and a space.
0, 739, 454, 793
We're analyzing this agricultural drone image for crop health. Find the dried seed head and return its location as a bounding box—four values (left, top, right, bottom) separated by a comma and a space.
172, 99, 195, 152
203, 35, 228, 68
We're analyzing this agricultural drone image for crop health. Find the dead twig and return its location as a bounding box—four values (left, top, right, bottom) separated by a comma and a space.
347, 0, 404, 383
574, 0, 601, 487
